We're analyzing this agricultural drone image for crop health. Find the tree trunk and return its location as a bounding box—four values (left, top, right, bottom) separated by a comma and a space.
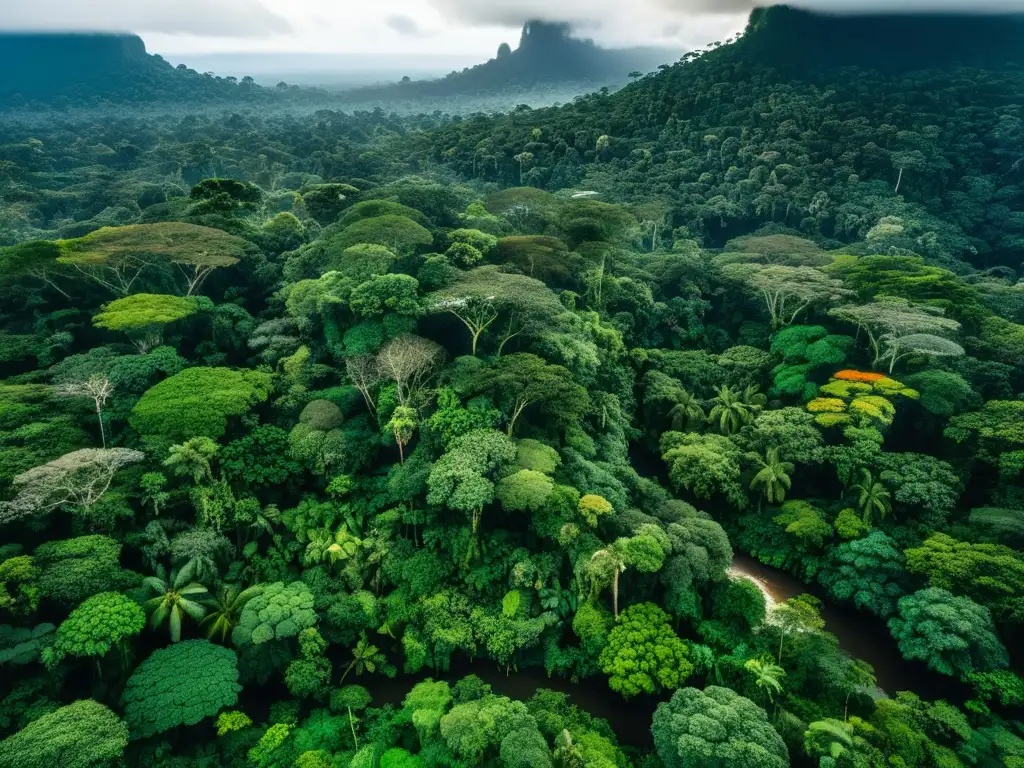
348, 707, 359, 749
612, 568, 620, 620
96, 404, 106, 449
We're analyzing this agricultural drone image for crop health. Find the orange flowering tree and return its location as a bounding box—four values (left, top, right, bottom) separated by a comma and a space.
807, 372, 918, 428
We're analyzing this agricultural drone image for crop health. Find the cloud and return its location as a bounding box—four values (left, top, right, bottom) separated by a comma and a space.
425, 0, 1024, 49
385, 15, 422, 36
426, 0, 756, 28
778, 0, 1024, 11
0, 0, 290, 37
426, 0, 747, 48
427, 0, 1024, 33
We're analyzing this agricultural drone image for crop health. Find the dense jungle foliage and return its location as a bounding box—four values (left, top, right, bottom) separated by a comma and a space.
0, 6, 1022, 768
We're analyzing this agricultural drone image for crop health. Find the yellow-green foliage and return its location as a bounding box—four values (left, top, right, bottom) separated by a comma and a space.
216, 711, 253, 736
818, 380, 872, 399
807, 398, 846, 413
808, 374, 916, 427
577, 494, 614, 527
248, 723, 293, 768
849, 396, 896, 424
93, 294, 198, 332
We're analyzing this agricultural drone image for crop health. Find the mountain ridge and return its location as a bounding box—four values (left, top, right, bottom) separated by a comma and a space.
0, 21, 678, 109
339, 20, 678, 102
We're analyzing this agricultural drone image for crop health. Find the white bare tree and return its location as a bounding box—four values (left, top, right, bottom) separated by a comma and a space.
0, 448, 145, 525
376, 335, 445, 409
55, 375, 115, 448
878, 333, 965, 373
345, 355, 382, 416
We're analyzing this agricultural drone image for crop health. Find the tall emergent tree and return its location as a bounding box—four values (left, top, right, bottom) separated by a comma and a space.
723, 264, 851, 328
829, 296, 962, 370
428, 266, 563, 355
57, 222, 247, 297
92, 294, 198, 353
55, 375, 115, 448
0, 448, 144, 525
472, 353, 587, 436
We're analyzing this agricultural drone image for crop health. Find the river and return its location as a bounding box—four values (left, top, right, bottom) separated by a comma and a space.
358, 553, 951, 749
728, 552, 953, 698
349, 554, 955, 750
363, 655, 661, 749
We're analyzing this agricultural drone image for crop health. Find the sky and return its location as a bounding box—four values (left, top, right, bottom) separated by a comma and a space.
1, 0, 1023, 57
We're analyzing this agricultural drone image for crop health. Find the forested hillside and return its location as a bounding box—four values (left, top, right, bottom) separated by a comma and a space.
0, 5, 1022, 768
429, 6, 1024, 271
0, 33, 281, 109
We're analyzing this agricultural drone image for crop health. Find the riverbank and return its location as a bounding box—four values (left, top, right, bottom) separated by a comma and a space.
729, 553, 963, 700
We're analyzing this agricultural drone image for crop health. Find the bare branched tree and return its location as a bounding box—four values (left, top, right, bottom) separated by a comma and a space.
55, 375, 115, 448
723, 264, 853, 328
345, 355, 382, 416
376, 335, 445, 409
0, 448, 145, 525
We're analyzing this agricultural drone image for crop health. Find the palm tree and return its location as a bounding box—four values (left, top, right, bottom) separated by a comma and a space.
554, 729, 584, 768
201, 583, 264, 643
304, 528, 337, 567
164, 437, 218, 484
668, 389, 705, 432
708, 384, 757, 435
340, 633, 387, 683
305, 524, 363, 568
851, 469, 892, 524
744, 656, 786, 704
805, 719, 855, 764
362, 534, 389, 594
143, 563, 208, 642
589, 544, 628, 619
741, 382, 767, 410
749, 447, 795, 508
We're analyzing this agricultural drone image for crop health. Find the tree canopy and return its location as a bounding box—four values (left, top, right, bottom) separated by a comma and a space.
121, 640, 242, 738
2, 20, 1024, 767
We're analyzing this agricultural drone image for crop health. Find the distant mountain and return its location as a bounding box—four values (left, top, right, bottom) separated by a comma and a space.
0, 33, 275, 108
0, 24, 677, 111
341, 21, 680, 101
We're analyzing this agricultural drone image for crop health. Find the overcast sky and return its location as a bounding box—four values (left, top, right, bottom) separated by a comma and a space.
1, 0, 1023, 56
